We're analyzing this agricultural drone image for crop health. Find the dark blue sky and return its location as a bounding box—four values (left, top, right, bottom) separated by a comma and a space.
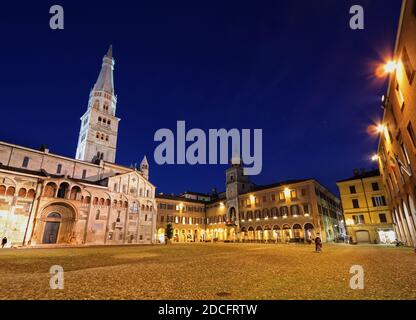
0, 0, 401, 195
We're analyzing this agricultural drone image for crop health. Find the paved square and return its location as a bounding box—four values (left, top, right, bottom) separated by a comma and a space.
0, 243, 415, 300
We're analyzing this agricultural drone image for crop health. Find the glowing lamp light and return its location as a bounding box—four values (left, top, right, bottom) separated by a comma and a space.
372, 154, 380, 162
284, 188, 291, 198
376, 124, 385, 134
249, 194, 255, 203
384, 61, 398, 73
219, 202, 224, 208
346, 219, 354, 226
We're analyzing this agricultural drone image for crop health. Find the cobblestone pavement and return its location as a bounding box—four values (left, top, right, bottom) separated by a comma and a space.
0, 243, 415, 300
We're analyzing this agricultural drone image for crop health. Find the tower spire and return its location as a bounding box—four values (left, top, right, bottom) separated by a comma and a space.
107, 44, 113, 59
93, 45, 115, 94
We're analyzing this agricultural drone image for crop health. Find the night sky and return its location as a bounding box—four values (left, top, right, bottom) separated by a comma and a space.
0, 0, 402, 195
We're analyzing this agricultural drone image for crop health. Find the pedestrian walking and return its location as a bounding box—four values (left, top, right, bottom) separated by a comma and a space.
315, 235, 322, 253
1, 237, 7, 248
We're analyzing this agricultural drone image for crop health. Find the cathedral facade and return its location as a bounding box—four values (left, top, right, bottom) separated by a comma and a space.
0, 47, 157, 247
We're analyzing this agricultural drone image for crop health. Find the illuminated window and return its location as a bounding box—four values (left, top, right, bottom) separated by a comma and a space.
372, 196, 387, 207
395, 82, 405, 109
279, 192, 285, 201
401, 143, 411, 165
290, 190, 297, 199
353, 215, 365, 225
401, 47, 415, 84
407, 122, 416, 148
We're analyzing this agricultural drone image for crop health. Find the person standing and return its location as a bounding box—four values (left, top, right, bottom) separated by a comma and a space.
315, 235, 322, 253
1, 237, 7, 248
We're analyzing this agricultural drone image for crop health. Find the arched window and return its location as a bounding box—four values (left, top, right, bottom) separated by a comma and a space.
98, 117, 102, 123
0, 185, 6, 195
44, 183, 57, 197
57, 183, 69, 199
107, 120, 111, 125
69, 186, 81, 200
105, 135, 109, 141
145, 214, 148, 221
96, 132, 100, 139
291, 205, 299, 216
27, 189, 36, 199
47, 212, 61, 219
18, 188, 27, 197
280, 206, 288, 217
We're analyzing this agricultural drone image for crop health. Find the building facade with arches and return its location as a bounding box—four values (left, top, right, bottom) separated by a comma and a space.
0, 144, 157, 247
0, 46, 156, 247
376, 0, 416, 248
155, 161, 346, 244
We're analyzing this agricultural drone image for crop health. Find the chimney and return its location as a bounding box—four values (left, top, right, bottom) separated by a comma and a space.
353, 169, 360, 177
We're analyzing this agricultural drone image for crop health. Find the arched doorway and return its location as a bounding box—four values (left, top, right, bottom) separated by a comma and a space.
240, 227, 247, 242
282, 224, 291, 242
263, 225, 272, 242
304, 223, 315, 243
42, 213, 61, 244
248, 227, 255, 241
273, 225, 281, 242
255, 226, 263, 242
39, 203, 77, 245
157, 228, 165, 243
293, 224, 303, 240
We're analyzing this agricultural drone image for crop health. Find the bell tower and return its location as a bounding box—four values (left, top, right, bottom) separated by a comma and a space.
225, 157, 253, 224
76, 45, 120, 163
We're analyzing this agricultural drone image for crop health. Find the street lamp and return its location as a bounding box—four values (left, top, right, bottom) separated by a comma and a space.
371, 154, 379, 162
384, 61, 398, 73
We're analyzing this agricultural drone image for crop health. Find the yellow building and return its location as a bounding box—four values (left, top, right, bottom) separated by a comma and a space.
156, 193, 207, 243
337, 169, 395, 244
376, 0, 416, 247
